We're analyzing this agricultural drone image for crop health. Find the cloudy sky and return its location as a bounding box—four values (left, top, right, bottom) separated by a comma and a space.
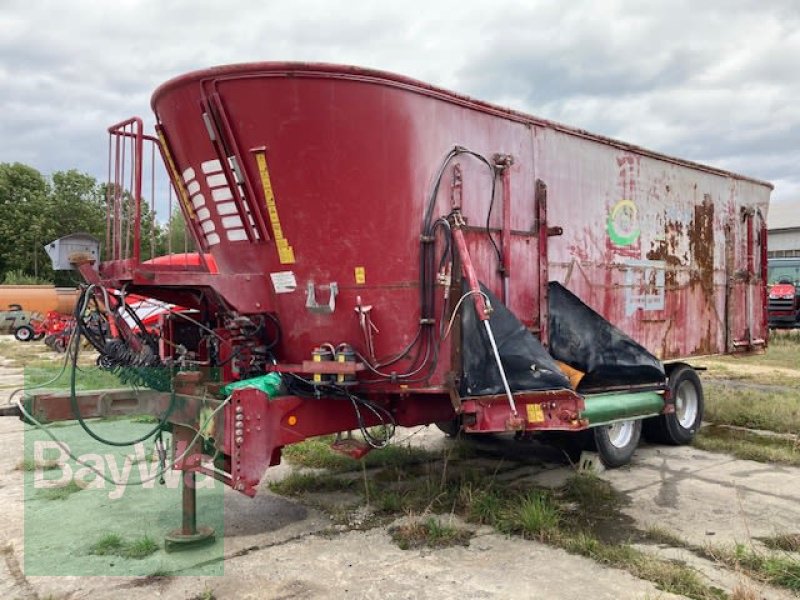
1, 0, 798, 214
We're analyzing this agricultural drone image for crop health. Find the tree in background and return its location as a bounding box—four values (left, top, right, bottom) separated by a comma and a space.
101, 182, 166, 263
163, 205, 195, 255
0, 163, 49, 280
0, 162, 196, 284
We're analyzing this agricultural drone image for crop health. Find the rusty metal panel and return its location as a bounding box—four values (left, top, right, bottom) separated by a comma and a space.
539, 127, 770, 358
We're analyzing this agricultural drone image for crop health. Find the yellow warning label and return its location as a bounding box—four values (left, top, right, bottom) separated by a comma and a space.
255, 150, 295, 264
355, 266, 366, 285
526, 403, 545, 423
157, 130, 195, 219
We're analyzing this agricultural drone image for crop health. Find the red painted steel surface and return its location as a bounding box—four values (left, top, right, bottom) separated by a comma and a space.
220, 387, 454, 495
147, 62, 771, 376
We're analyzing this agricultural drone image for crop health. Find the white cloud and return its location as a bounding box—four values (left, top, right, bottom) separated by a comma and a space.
0, 0, 798, 206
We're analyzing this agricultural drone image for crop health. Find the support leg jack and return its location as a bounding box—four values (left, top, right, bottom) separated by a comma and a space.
165, 470, 215, 552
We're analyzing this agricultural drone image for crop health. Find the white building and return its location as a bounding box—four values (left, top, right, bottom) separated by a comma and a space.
768, 201, 800, 258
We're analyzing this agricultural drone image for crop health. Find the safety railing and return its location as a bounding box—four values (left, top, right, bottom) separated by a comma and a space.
105, 118, 207, 269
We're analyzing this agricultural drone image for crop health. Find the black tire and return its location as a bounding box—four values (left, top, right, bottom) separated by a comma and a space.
14, 325, 34, 342
33, 333, 45, 341
643, 365, 703, 445
435, 416, 462, 438
97, 354, 114, 369
53, 338, 66, 353
592, 419, 642, 468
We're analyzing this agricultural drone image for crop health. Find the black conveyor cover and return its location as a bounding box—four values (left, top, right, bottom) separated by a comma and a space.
460, 283, 570, 396
548, 282, 665, 390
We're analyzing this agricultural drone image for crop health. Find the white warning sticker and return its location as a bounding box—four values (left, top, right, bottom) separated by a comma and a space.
270, 271, 297, 294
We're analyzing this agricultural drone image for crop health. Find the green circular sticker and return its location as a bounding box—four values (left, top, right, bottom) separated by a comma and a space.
607, 199, 640, 246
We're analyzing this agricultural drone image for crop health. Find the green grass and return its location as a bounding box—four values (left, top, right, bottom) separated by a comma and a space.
25, 362, 122, 391
1, 268, 52, 285
704, 383, 800, 433
645, 525, 689, 548
709, 543, 800, 592
693, 426, 800, 466
644, 525, 800, 594
563, 533, 726, 600
88, 533, 159, 559
459, 483, 504, 525
189, 587, 217, 600
281, 436, 441, 473
87, 533, 124, 555
762, 533, 800, 553
269, 471, 356, 495
124, 536, 160, 559
130, 414, 160, 424
272, 453, 726, 600
15, 457, 60, 472
709, 333, 800, 371
38, 480, 82, 500
496, 491, 561, 539
389, 517, 473, 550
562, 472, 622, 515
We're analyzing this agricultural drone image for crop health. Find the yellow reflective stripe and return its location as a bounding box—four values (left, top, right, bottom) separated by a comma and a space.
157, 130, 195, 219
255, 150, 295, 264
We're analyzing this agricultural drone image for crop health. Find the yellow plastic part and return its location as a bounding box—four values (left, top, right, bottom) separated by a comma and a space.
555, 360, 586, 390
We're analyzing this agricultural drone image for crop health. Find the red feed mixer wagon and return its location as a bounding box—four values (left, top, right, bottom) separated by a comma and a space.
12, 63, 771, 547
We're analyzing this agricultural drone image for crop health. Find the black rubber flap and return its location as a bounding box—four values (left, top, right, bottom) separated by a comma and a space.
548, 282, 665, 390
460, 283, 570, 397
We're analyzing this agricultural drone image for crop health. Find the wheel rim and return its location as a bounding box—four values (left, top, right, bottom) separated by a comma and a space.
17, 328, 31, 340
606, 420, 635, 448
675, 379, 699, 429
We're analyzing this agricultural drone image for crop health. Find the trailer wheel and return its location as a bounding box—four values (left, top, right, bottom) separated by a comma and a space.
53, 338, 66, 353
644, 365, 703, 445
435, 417, 461, 438
14, 326, 34, 342
593, 419, 642, 468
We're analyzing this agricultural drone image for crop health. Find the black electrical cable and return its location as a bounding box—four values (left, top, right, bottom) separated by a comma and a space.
69, 287, 175, 447
484, 172, 502, 267
355, 146, 499, 383
283, 373, 396, 446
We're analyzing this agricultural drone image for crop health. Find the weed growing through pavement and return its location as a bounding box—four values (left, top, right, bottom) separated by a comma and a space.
270, 442, 728, 600
15, 458, 60, 472
389, 516, 472, 550
643, 525, 800, 593
189, 587, 217, 600
496, 490, 560, 539
707, 543, 800, 592
88, 533, 159, 559
761, 533, 800, 553
38, 480, 82, 500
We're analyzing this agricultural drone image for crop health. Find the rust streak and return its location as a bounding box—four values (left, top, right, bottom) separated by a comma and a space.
688, 196, 715, 303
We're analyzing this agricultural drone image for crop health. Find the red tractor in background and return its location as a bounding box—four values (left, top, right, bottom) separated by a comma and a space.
0, 304, 43, 342
767, 258, 800, 328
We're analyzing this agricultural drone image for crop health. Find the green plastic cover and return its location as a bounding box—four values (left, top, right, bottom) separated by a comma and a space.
220, 372, 283, 398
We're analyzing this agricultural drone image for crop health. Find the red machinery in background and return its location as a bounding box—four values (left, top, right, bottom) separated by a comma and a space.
19, 63, 771, 546
37, 311, 74, 352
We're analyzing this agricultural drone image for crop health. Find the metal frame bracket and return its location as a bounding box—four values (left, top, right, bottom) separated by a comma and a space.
306, 281, 338, 314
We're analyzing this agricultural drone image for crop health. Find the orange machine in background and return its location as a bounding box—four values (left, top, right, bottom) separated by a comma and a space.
0, 285, 79, 315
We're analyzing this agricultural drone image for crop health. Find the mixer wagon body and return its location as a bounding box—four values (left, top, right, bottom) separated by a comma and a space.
20, 64, 772, 543
147, 63, 770, 364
